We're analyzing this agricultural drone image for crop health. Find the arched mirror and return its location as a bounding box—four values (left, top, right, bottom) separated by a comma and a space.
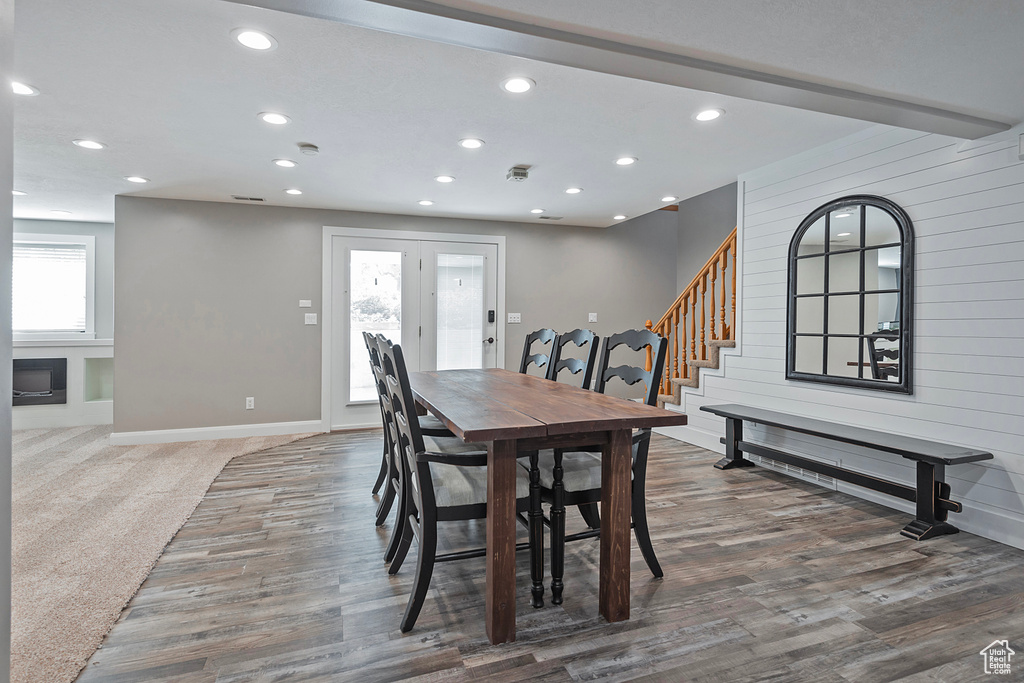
786, 194, 914, 393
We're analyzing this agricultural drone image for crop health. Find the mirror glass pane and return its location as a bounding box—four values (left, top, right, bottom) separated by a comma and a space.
827, 294, 860, 335
865, 205, 901, 246
829, 251, 861, 293
864, 246, 902, 291
795, 296, 824, 334
865, 292, 900, 334
827, 336, 861, 377
794, 335, 824, 374
829, 206, 860, 248
796, 256, 825, 294
864, 335, 901, 382
797, 216, 826, 255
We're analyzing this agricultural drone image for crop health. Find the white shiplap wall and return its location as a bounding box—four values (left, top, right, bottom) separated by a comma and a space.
660, 125, 1024, 550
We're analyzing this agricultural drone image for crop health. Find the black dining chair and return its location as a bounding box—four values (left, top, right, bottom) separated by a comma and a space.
527, 328, 668, 604
546, 328, 599, 389
376, 335, 533, 632
519, 328, 556, 376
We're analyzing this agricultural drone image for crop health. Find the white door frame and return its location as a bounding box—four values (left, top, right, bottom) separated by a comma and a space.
321, 225, 507, 432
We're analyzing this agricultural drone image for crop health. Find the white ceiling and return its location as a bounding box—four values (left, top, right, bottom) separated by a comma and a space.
11, 0, 1020, 227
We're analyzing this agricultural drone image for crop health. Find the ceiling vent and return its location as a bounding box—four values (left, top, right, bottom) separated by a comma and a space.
506, 165, 529, 182
538, 215, 563, 220
231, 195, 265, 202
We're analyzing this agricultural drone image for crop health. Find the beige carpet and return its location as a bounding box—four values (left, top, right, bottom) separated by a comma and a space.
10, 425, 318, 683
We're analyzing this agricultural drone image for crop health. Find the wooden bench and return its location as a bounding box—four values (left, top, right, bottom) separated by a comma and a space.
700, 404, 993, 540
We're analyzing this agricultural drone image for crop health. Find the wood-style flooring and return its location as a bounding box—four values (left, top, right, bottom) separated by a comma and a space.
77, 432, 1024, 682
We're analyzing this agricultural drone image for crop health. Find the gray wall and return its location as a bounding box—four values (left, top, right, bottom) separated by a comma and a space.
113, 196, 677, 432
13, 219, 114, 338
1, 0, 14, 677
676, 182, 737, 290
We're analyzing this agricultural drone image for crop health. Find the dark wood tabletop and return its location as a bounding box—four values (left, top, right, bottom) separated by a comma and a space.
409, 367, 687, 645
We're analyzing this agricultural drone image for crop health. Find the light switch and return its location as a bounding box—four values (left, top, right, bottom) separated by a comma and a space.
305, 313, 317, 325
588, 312, 598, 323
508, 313, 522, 323
299, 299, 312, 308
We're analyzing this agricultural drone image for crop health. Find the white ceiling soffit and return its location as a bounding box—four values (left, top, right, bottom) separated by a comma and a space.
225, 0, 1011, 140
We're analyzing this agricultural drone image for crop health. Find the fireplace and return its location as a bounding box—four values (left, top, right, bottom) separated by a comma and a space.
13, 358, 67, 406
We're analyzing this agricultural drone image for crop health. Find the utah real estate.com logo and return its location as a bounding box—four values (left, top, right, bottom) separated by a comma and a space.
980, 640, 1014, 675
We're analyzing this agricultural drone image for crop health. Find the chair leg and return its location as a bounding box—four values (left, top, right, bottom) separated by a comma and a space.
528, 452, 544, 608
550, 451, 565, 605
371, 441, 388, 495
388, 509, 415, 575
400, 514, 436, 632
383, 481, 406, 563
375, 480, 396, 526
578, 502, 600, 529
632, 488, 662, 578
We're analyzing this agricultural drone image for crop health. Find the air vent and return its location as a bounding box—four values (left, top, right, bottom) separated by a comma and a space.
750, 454, 837, 490
231, 195, 265, 202
538, 215, 563, 220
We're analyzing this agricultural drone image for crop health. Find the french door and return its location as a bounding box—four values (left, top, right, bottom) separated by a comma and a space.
328, 232, 500, 429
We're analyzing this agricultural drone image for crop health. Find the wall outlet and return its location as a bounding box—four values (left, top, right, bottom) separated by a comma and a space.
305, 313, 317, 325
588, 312, 598, 323
299, 299, 312, 308
245, 397, 255, 410
508, 313, 521, 323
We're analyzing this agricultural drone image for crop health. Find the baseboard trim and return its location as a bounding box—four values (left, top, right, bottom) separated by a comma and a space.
109, 420, 325, 445
654, 424, 725, 454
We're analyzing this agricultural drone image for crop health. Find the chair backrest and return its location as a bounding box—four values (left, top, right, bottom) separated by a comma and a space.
546, 328, 600, 389
868, 332, 900, 380
375, 335, 426, 518
519, 328, 556, 375
364, 331, 391, 446
594, 328, 668, 406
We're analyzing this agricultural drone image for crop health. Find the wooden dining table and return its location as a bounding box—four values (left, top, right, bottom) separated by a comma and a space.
408, 367, 688, 644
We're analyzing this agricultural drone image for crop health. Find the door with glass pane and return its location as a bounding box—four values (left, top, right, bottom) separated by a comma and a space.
419, 241, 499, 371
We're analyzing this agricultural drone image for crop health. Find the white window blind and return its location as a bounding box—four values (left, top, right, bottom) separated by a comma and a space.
13, 241, 89, 333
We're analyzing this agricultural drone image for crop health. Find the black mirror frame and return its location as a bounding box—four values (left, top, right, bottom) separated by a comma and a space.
785, 194, 914, 394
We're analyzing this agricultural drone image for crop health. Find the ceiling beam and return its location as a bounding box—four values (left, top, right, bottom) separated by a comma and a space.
226, 0, 1010, 140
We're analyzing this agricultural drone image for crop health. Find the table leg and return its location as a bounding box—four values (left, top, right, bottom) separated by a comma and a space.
599, 429, 631, 623
486, 438, 517, 644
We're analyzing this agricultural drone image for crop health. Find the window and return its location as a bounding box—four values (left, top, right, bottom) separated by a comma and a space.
13, 233, 95, 339
786, 195, 913, 393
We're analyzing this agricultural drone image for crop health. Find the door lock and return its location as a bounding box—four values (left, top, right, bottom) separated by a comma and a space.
483, 337, 495, 344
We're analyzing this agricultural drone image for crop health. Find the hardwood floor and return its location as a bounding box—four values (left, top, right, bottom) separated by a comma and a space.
77, 432, 1024, 682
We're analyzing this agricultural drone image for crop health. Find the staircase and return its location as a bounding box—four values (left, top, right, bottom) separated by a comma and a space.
647, 227, 737, 407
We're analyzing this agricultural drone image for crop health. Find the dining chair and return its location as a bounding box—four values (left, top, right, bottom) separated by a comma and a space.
376, 335, 533, 632
546, 328, 599, 389
528, 328, 668, 604
519, 328, 556, 376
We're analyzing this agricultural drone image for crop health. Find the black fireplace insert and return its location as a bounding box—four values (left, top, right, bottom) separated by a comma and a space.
13, 358, 67, 406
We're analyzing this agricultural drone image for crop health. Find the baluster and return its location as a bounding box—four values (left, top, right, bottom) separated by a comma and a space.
644, 320, 653, 372
719, 250, 728, 339
690, 286, 697, 362
730, 234, 737, 339
680, 295, 688, 379
700, 273, 707, 360
709, 261, 718, 341
672, 307, 680, 380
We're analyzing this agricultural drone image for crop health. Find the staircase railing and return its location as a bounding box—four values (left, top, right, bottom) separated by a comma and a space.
646, 227, 737, 396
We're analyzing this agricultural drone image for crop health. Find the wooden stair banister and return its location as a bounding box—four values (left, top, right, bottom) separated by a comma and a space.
649, 227, 738, 405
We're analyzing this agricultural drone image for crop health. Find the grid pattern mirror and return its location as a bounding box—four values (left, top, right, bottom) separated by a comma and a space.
786, 195, 914, 393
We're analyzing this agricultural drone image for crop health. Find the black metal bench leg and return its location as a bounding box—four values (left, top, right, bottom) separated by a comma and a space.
715, 417, 755, 470
550, 450, 565, 605
901, 461, 959, 540
528, 452, 545, 608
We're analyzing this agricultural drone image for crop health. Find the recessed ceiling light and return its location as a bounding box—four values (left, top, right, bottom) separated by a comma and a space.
274, 159, 297, 168
835, 212, 851, 218
616, 157, 637, 166
418, 200, 434, 206
661, 196, 678, 203
73, 139, 104, 149
435, 175, 455, 183
837, 232, 852, 237
231, 28, 277, 51
12, 190, 26, 196
51, 210, 72, 215
459, 138, 484, 149
530, 208, 544, 214
614, 215, 627, 220
259, 112, 290, 125
284, 189, 302, 195
11, 81, 39, 96
124, 176, 149, 183
695, 108, 725, 122
565, 187, 583, 194
501, 77, 535, 93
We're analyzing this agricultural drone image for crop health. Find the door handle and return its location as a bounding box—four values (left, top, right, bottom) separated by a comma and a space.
483, 337, 495, 344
